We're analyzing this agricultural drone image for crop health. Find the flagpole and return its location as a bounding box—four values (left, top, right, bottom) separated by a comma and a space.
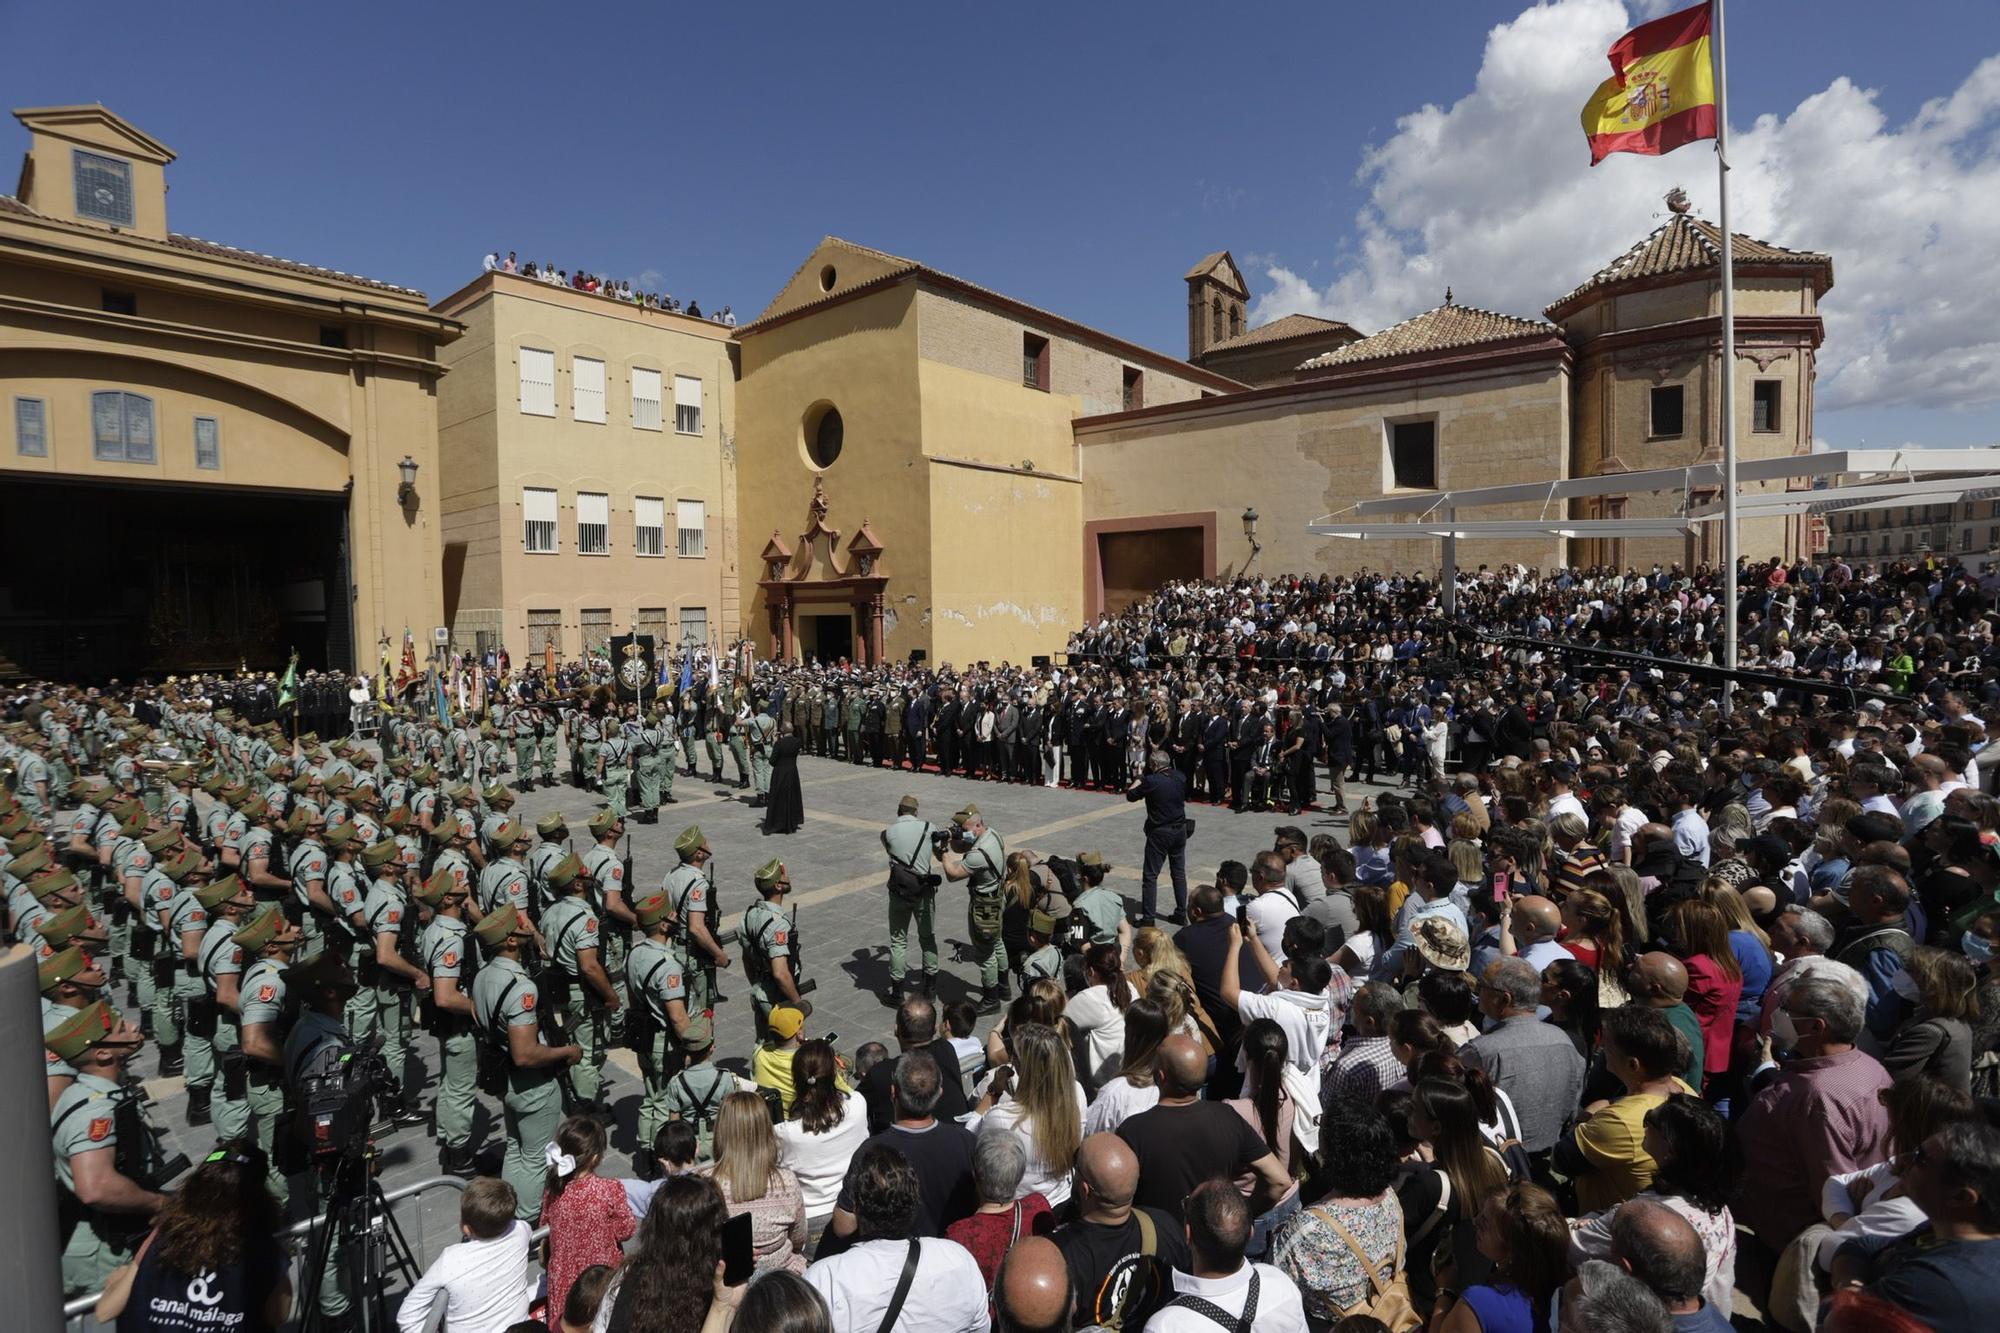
1714, 0, 1739, 717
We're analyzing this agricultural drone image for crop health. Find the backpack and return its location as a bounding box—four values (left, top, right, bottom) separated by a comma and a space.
1087, 1208, 1169, 1332
1310, 1207, 1420, 1332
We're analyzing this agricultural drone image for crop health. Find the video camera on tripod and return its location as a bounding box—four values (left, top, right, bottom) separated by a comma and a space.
295, 1030, 397, 1162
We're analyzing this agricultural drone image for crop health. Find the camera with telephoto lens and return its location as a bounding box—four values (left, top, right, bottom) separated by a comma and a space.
932, 827, 973, 857
295, 1032, 396, 1162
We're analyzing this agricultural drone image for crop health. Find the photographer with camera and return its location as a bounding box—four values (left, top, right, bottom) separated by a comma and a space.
471, 906, 583, 1221
415, 864, 479, 1177
881, 794, 942, 1004
47, 1000, 166, 1298
542, 849, 619, 1114
939, 804, 1009, 1013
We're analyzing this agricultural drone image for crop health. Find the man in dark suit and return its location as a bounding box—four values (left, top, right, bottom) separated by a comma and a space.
1495, 692, 1533, 763
1200, 705, 1231, 804
1172, 697, 1202, 791
1104, 704, 1132, 788
904, 687, 931, 771
934, 688, 961, 775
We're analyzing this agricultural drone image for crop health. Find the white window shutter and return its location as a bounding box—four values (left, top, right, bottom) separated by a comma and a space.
519, 348, 555, 416
674, 375, 703, 433
573, 356, 606, 423
632, 368, 662, 431
676, 499, 706, 557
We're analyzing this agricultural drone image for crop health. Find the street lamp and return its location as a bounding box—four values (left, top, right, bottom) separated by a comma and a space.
1242, 507, 1262, 560
396, 455, 419, 506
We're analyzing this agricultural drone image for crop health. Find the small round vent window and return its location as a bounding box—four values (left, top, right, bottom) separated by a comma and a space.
807, 405, 844, 468
819, 265, 837, 292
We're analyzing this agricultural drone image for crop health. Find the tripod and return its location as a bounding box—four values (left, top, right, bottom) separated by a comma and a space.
296, 1143, 421, 1333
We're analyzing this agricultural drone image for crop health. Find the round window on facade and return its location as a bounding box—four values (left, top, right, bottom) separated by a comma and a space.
806, 404, 844, 469
819, 264, 837, 292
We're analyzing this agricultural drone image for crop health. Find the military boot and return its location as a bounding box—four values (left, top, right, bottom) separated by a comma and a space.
185, 1086, 211, 1126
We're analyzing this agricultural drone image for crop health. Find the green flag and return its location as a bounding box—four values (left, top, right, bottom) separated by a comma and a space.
277, 650, 300, 711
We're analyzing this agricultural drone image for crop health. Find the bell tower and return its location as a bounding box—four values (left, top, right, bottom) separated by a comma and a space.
1185, 251, 1248, 361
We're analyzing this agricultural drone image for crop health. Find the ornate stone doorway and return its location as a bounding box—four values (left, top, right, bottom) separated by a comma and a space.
758, 477, 889, 665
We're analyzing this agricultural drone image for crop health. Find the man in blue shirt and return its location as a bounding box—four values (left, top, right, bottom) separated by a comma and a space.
1127, 751, 1188, 925
1831, 1120, 2000, 1332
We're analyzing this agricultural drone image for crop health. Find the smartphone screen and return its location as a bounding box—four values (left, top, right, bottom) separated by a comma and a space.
1492, 872, 1509, 904
721, 1211, 754, 1287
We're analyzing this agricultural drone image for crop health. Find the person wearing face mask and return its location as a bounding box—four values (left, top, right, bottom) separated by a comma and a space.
1735, 978, 1893, 1295
1879, 946, 1978, 1094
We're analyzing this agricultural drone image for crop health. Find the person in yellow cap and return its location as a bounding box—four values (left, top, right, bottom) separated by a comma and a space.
543, 849, 620, 1113
235, 904, 305, 1207
742, 858, 809, 1040
48, 1000, 159, 1297
626, 891, 693, 1173
663, 825, 729, 1015
415, 862, 479, 1177
193, 874, 258, 1137
940, 804, 1011, 1011
40, 945, 107, 1111
360, 836, 432, 1128
751, 1004, 824, 1116
470, 905, 581, 1221
881, 793, 941, 1002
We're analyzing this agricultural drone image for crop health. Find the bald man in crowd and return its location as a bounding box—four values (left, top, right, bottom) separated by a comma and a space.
1505, 894, 1575, 970
1622, 951, 1707, 1094
1053, 1133, 1190, 1330
995, 1236, 1074, 1333
1116, 1036, 1291, 1215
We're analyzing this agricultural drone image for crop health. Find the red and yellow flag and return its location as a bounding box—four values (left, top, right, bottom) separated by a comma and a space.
1583, 2, 1717, 164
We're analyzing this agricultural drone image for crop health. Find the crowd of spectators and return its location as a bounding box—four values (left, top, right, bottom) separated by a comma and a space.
482, 249, 735, 325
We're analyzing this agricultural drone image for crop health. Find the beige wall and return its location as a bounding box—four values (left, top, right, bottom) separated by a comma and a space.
1, 114, 454, 672
433, 274, 735, 662
1079, 360, 1573, 583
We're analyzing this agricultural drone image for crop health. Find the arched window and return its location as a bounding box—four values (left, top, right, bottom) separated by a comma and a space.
1229, 305, 1242, 338
1211, 297, 1223, 343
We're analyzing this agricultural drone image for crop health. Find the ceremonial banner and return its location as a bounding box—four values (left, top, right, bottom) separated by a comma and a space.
610, 634, 657, 703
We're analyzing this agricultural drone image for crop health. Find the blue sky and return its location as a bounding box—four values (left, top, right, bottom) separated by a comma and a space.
4, 0, 1996, 446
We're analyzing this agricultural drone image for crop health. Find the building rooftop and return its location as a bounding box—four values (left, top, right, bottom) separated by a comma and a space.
0, 191, 425, 297
1298, 299, 1556, 370
1201, 312, 1360, 355
1545, 212, 1833, 318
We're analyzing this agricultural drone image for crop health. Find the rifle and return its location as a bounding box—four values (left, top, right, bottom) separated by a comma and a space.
789, 904, 817, 998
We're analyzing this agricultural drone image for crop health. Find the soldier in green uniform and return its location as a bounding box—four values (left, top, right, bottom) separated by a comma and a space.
625, 891, 691, 1175
1069, 850, 1132, 951
746, 706, 776, 807
321, 824, 375, 1037
361, 837, 431, 1125
433, 815, 478, 911
597, 717, 632, 820
476, 721, 503, 788
542, 851, 620, 1111
414, 865, 478, 1176
40, 945, 106, 1109
526, 812, 570, 916
286, 808, 333, 961
143, 846, 201, 1074
1019, 910, 1064, 982
48, 1001, 162, 1297
574, 709, 603, 793
477, 783, 517, 857
880, 794, 940, 1001
196, 874, 258, 1138
663, 1017, 740, 1165
580, 809, 635, 1022
842, 686, 864, 766
663, 825, 730, 1015
701, 686, 728, 782
177, 871, 244, 1128
726, 696, 753, 791
940, 804, 1009, 1011
633, 705, 675, 822
470, 905, 581, 1220
233, 905, 302, 1207
507, 700, 544, 790
741, 858, 808, 1040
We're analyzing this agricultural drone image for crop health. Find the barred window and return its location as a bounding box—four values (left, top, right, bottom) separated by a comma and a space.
632, 368, 663, 431
524, 486, 558, 553
674, 375, 703, 435
677, 499, 706, 558
577, 490, 609, 555
635, 496, 665, 557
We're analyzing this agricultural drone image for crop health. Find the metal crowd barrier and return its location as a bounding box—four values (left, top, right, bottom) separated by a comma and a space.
61, 1174, 553, 1333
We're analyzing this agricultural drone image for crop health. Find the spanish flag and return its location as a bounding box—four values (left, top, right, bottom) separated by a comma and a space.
1583, 2, 1717, 165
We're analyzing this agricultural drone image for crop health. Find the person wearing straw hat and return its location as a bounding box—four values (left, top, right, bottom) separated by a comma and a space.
471, 905, 582, 1220
47, 1000, 159, 1297
415, 863, 479, 1177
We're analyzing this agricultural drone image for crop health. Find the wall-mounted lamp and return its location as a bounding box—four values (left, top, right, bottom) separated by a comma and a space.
1242, 506, 1262, 559
397, 455, 419, 506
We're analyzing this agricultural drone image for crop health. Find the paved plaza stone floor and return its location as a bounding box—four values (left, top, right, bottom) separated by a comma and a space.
82, 751, 1398, 1327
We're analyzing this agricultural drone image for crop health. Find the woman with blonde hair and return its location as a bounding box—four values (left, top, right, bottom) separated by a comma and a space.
705, 1091, 807, 1274
970, 1022, 1086, 1207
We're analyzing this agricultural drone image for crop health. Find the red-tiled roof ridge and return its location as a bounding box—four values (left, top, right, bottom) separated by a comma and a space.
1202, 312, 1359, 354
1545, 213, 1831, 318
1299, 301, 1555, 370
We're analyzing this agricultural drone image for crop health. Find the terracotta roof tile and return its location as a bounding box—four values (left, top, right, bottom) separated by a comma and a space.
1184, 251, 1231, 281
1202, 312, 1359, 354
1299, 302, 1556, 369
0, 193, 423, 297
1546, 214, 1831, 316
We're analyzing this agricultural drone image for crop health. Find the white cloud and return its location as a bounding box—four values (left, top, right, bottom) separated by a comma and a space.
1248, 0, 2000, 415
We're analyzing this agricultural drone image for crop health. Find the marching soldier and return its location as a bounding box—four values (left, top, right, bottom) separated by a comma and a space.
415, 865, 478, 1177
527, 812, 570, 916
741, 858, 807, 1040
598, 716, 633, 819
881, 794, 940, 1001
542, 852, 618, 1112
234, 903, 303, 1206
48, 1001, 162, 1297
195, 873, 258, 1138
285, 807, 332, 959
727, 694, 753, 790
138, 844, 196, 1073
361, 837, 431, 1125
573, 707, 603, 792
470, 905, 582, 1220
174, 870, 241, 1128
940, 804, 1009, 1011
434, 811, 478, 906
507, 698, 545, 791
476, 817, 538, 942
476, 720, 503, 787
321, 824, 374, 1035
580, 810, 634, 1010
626, 891, 691, 1175
40, 945, 106, 1112
477, 782, 518, 854
663, 825, 730, 1015
747, 705, 776, 807
633, 705, 675, 821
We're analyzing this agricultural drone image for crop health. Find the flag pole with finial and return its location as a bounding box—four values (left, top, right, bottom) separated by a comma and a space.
1713, 0, 1738, 715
